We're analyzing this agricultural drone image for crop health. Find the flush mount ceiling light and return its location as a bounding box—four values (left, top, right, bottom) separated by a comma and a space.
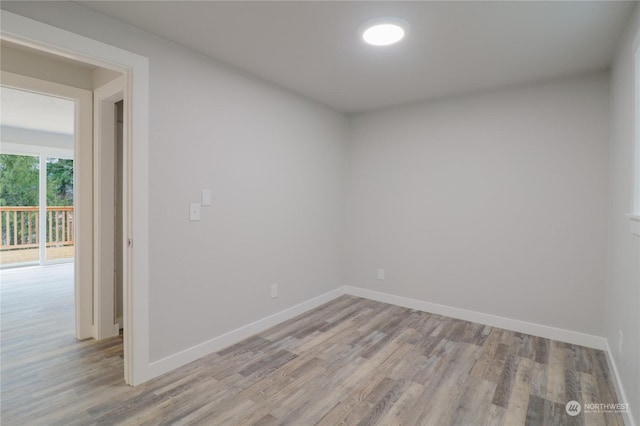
360, 18, 408, 46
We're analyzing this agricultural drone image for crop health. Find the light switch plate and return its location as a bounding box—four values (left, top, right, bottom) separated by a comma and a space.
202, 189, 212, 206
189, 203, 201, 221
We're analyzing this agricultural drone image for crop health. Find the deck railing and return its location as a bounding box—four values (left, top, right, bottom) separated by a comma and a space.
0, 206, 74, 250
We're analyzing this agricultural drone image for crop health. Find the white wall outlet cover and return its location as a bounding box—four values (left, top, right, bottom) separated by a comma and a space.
202, 189, 212, 206
377, 269, 385, 280
189, 203, 201, 221
270, 284, 278, 299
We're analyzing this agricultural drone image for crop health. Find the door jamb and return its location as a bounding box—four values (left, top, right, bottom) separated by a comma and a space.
93, 76, 126, 340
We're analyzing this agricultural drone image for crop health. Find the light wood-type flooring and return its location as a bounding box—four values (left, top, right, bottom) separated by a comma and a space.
1, 264, 626, 425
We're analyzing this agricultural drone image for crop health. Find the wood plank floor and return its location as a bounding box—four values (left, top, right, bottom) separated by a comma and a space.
1, 265, 626, 425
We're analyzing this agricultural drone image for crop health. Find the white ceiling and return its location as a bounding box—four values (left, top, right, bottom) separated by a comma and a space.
78, 1, 635, 113
1, 87, 74, 135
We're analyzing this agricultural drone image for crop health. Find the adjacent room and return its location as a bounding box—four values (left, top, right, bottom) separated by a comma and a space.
1, 1, 638, 425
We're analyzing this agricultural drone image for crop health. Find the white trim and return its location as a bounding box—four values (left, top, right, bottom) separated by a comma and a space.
146, 288, 347, 379
604, 341, 637, 426
344, 286, 607, 350
1, 11, 150, 386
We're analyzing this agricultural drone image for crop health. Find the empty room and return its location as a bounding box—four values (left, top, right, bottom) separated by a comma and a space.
0, 1, 639, 425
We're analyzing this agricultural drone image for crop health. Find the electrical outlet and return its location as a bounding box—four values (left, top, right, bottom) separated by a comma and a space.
377, 268, 385, 280
271, 284, 278, 299
618, 330, 623, 355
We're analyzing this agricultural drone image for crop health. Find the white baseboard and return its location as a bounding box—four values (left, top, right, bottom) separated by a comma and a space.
604, 341, 637, 426
145, 284, 621, 402
343, 286, 607, 350
146, 287, 346, 379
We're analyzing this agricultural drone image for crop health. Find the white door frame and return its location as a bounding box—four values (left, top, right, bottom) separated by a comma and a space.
1, 11, 150, 386
93, 76, 126, 340
1, 71, 93, 340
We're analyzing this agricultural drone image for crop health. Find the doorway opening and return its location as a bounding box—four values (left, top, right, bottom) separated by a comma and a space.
0, 70, 93, 343
2, 9, 150, 385
1, 45, 127, 376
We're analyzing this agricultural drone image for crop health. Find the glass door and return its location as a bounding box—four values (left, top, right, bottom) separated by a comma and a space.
1, 86, 75, 267
0, 154, 41, 266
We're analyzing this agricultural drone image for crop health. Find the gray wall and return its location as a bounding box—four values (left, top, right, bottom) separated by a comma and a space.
346, 73, 610, 336
2, 1, 348, 362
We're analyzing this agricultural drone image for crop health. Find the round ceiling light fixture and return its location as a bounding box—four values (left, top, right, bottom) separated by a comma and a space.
360, 18, 408, 46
